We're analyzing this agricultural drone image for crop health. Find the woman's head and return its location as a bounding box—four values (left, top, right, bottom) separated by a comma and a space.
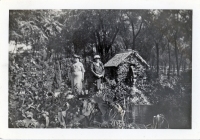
73, 54, 80, 62
94, 55, 101, 63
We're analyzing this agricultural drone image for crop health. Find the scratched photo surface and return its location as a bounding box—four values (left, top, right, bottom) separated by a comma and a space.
8, 10, 192, 129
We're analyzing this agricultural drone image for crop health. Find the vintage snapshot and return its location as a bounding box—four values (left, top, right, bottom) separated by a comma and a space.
8, 9, 192, 129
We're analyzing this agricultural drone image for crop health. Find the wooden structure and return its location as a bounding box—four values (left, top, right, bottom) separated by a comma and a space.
104, 50, 149, 86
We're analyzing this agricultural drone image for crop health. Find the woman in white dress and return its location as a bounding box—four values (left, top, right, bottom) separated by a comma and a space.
71, 54, 85, 95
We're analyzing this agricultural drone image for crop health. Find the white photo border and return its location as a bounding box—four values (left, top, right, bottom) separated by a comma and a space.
0, 0, 200, 139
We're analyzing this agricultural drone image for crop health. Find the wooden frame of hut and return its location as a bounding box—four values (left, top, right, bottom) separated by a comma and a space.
104, 50, 149, 87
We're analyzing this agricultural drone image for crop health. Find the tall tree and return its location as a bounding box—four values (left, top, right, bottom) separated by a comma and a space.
146, 10, 166, 78
167, 10, 192, 76
119, 10, 151, 51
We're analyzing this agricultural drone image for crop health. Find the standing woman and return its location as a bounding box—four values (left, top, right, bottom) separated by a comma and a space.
91, 55, 105, 92
71, 54, 85, 95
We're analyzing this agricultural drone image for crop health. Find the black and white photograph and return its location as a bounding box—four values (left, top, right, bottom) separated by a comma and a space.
8, 9, 192, 129
1, 0, 200, 139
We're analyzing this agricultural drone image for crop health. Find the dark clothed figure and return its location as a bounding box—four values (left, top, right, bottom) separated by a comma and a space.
91, 55, 105, 91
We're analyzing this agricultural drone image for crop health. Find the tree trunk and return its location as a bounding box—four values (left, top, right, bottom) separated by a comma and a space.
178, 52, 183, 74
156, 42, 159, 78
151, 56, 155, 71
130, 20, 142, 51
173, 63, 175, 76
132, 37, 136, 50
110, 45, 113, 58
174, 36, 179, 76
122, 38, 129, 50
131, 22, 135, 51
183, 61, 186, 72
167, 41, 171, 79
